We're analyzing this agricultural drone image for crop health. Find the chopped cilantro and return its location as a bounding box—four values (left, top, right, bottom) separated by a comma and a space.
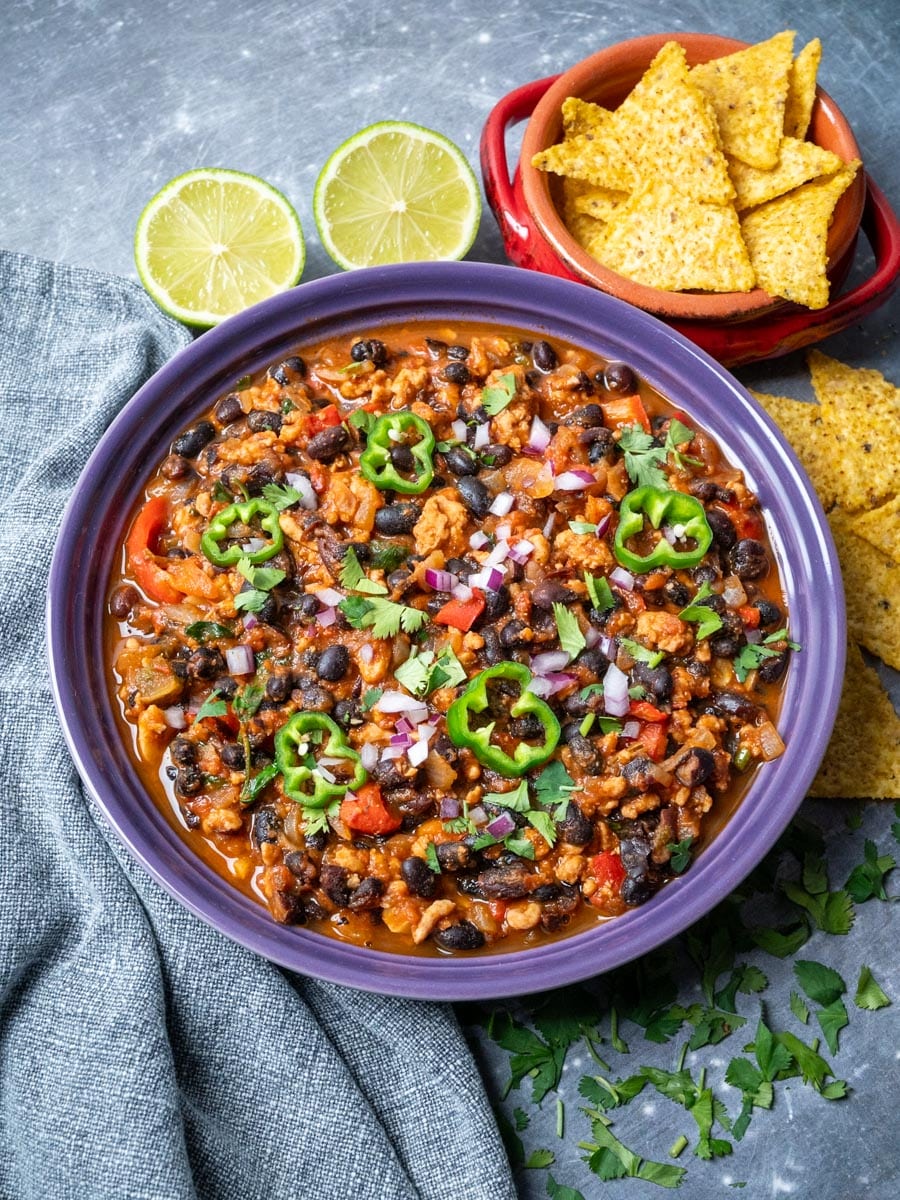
569, 520, 598, 535
844, 838, 895, 901
361, 687, 383, 711
339, 545, 389, 595
619, 636, 664, 668
234, 374, 252, 390
733, 627, 801, 683
302, 803, 337, 838
338, 594, 427, 638
854, 965, 891, 1010
892, 801, 900, 845
184, 620, 234, 641
236, 556, 286, 593
240, 762, 277, 806
793, 960, 846, 1007
664, 418, 702, 470
585, 572, 615, 612
546, 1173, 587, 1200
483, 780, 530, 811
666, 837, 694, 873
424, 843, 441, 874
233, 684, 264, 720
261, 481, 302, 511
481, 371, 517, 416
524, 1148, 555, 1169
553, 602, 586, 659
194, 690, 227, 721
348, 408, 375, 433
789, 991, 810, 1024
679, 581, 724, 641
527, 809, 558, 848
395, 645, 466, 697
617, 424, 670, 490
533, 760, 577, 820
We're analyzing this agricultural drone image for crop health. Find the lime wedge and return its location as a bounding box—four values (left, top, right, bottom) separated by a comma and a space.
313, 121, 481, 271
134, 168, 305, 327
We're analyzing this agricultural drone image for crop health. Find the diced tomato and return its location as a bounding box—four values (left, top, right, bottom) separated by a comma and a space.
739, 605, 761, 630
340, 782, 402, 836
715, 501, 763, 541
590, 851, 626, 890
488, 899, 508, 923
126, 496, 182, 605
635, 720, 668, 762
600, 394, 651, 434
304, 405, 342, 437
628, 699, 668, 723
433, 590, 485, 632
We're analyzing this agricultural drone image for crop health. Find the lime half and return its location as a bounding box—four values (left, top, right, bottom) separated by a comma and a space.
134, 168, 305, 328
313, 121, 481, 271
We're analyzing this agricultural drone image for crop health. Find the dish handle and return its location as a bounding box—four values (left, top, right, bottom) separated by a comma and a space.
675, 175, 900, 367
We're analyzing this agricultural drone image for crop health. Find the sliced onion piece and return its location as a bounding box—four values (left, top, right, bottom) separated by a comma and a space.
495, 522, 512, 540
486, 811, 517, 839
359, 643, 374, 665
380, 745, 405, 761
542, 512, 556, 539
451, 418, 468, 442
316, 765, 337, 784
757, 721, 786, 761
469, 530, 489, 551
473, 422, 491, 450
225, 644, 255, 676
603, 661, 630, 716
407, 739, 430, 767
376, 689, 424, 713
285, 472, 318, 511
609, 566, 635, 592
242, 613, 258, 632
544, 671, 577, 696
723, 575, 748, 608
489, 492, 514, 517
525, 414, 552, 454
468, 805, 488, 826
314, 587, 344, 607
507, 539, 535, 565
598, 634, 617, 661
527, 675, 553, 699
316, 606, 337, 628
555, 469, 596, 492
468, 566, 505, 592
360, 742, 378, 771
620, 719, 641, 740
241, 537, 267, 554
163, 706, 186, 730
594, 512, 612, 538
532, 650, 571, 674
424, 567, 458, 592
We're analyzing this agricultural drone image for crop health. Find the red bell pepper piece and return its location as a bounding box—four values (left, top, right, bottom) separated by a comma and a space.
628, 699, 668, 723
739, 604, 761, 630
126, 496, 183, 605
590, 851, 626, 890
433, 590, 485, 632
635, 720, 668, 761
715, 501, 763, 541
304, 405, 342, 437
601, 395, 652, 435
340, 782, 402, 836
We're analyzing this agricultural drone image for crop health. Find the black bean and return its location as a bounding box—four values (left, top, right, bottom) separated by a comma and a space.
434, 921, 485, 951
251, 807, 281, 847
284, 850, 317, 885
215, 393, 245, 424
709, 690, 761, 721
372, 759, 406, 790
161, 453, 191, 480
255, 595, 278, 624
389, 443, 415, 473
632, 661, 673, 702
482, 585, 511, 621
531, 579, 578, 610
706, 507, 737, 551
557, 802, 593, 846
674, 747, 715, 787
296, 593, 321, 620
564, 731, 600, 769
696, 590, 726, 614
173, 421, 215, 459
531, 340, 559, 371
709, 634, 740, 659
443, 445, 478, 476
758, 651, 788, 683
436, 842, 472, 872
564, 403, 604, 427
499, 618, 529, 649
175, 766, 203, 797
729, 538, 768, 580
662, 578, 690, 607
563, 691, 590, 718
304, 829, 327, 852
402, 855, 437, 898
474, 864, 531, 899
441, 361, 471, 385
447, 344, 469, 361
540, 887, 580, 931
297, 681, 334, 712
110, 584, 139, 620
600, 361, 637, 395
307, 424, 350, 461
170, 738, 196, 767
333, 699, 360, 728
316, 644, 350, 682
348, 877, 384, 911
622, 756, 657, 792
351, 339, 387, 367
620, 836, 652, 878
374, 502, 420, 536
247, 409, 283, 434
620, 876, 657, 905
213, 676, 238, 701
456, 475, 491, 518
480, 627, 503, 664
425, 337, 447, 358
220, 742, 245, 769
508, 714, 546, 739
319, 863, 351, 907
187, 646, 225, 680
268, 355, 306, 384
265, 674, 291, 702
689, 479, 718, 503
755, 599, 782, 629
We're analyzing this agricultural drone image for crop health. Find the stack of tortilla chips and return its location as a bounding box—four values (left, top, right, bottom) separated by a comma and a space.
754, 353, 900, 798
533, 32, 860, 308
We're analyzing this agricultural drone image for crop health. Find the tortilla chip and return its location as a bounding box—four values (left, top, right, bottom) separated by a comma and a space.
849, 494, 900, 564
571, 184, 628, 223
691, 31, 796, 169
611, 41, 735, 203
740, 163, 859, 308
829, 509, 900, 670
810, 641, 900, 798
785, 37, 822, 139
729, 137, 844, 211
557, 178, 610, 248
808, 350, 900, 510
750, 389, 840, 509
532, 131, 637, 193
592, 180, 755, 292
562, 96, 611, 137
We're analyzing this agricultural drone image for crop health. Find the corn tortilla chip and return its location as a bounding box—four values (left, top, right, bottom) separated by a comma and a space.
691, 31, 796, 169
532, 131, 637, 193
592, 180, 755, 292
810, 641, 900, 798
829, 508, 900, 670
557, 178, 611, 248
561, 96, 610, 138
785, 37, 822, 140
729, 137, 844, 211
750, 389, 840, 510
571, 184, 628, 223
741, 163, 859, 308
849, 494, 900, 564
808, 350, 900, 510
611, 41, 735, 203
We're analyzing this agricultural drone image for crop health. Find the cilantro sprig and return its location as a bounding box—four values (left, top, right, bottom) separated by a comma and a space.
733, 628, 800, 682
395, 645, 466, 697
481, 372, 517, 416
553, 602, 586, 660
234, 555, 286, 613
339, 593, 427, 638
617, 418, 700, 490
679, 581, 724, 641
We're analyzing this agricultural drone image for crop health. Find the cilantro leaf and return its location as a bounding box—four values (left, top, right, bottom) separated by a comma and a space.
617, 424, 669, 490
395, 645, 466, 697
569, 520, 597, 534
781, 880, 855, 935
663, 417, 697, 468
854, 964, 891, 1010
483, 780, 530, 811
553, 602, 586, 659
194, 690, 227, 721
236, 557, 286, 592
892, 801, 900, 845
424, 842, 441, 874
302, 802, 337, 838
234, 588, 269, 613
240, 762, 278, 806
679, 581, 724, 641
339, 545, 388, 595
481, 372, 517, 415
793, 960, 846, 1007
816, 998, 849, 1055
546, 1173, 587, 1200
348, 408, 375, 433
184, 620, 234, 641
527, 808, 558, 848
261, 481, 302, 511
361, 686, 383, 711
524, 1148, 555, 1169
585, 572, 615, 612
233, 684, 264, 720
733, 628, 800, 683
666, 837, 693, 874
789, 991, 810, 1024
845, 838, 895, 902
339, 595, 426, 638
620, 637, 664, 668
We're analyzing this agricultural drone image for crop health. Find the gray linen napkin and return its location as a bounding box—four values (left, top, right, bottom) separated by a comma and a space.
0, 251, 515, 1200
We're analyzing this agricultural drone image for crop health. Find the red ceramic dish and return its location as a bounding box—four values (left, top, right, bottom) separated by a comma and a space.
481, 34, 900, 366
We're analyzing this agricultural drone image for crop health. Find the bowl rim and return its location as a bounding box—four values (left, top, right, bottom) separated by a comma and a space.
46, 261, 845, 1000
519, 31, 865, 320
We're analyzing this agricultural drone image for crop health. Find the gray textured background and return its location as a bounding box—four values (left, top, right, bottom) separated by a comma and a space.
3, 1, 898, 1197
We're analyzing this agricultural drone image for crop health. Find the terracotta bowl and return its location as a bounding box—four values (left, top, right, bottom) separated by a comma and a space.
519, 32, 866, 321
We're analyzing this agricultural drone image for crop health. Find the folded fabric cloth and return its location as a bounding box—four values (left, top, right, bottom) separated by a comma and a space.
0, 251, 515, 1200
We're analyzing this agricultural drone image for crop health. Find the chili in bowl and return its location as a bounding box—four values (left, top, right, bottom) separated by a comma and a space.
49, 262, 844, 998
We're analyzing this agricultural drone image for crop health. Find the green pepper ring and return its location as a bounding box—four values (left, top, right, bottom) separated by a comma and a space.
200, 497, 284, 567
446, 661, 561, 778
274, 712, 368, 809
614, 485, 713, 573
359, 411, 435, 495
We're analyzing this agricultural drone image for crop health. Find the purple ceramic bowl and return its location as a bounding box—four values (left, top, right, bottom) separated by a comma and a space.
47, 262, 844, 1001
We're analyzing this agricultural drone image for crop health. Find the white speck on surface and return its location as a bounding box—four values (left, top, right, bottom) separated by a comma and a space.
477, 30, 491, 43
773, 1175, 798, 1195
640, 1103, 655, 1116
174, 111, 194, 134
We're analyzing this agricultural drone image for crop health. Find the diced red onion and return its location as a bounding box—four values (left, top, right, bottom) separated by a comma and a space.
532, 650, 570, 674
451, 583, 474, 601
609, 566, 635, 592
489, 491, 514, 517
407, 739, 430, 767
527, 675, 553, 699
542, 512, 556, 539
474, 422, 491, 450
163, 706, 186, 730
507, 539, 535, 565
316, 765, 336, 783
395, 716, 415, 735
241, 537, 267, 554
525, 414, 552, 454
314, 587, 344, 607
620, 719, 641, 740
242, 613, 258, 632
495, 522, 511, 540
418, 721, 439, 743
486, 811, 517, 839
407, 705, 431, 726
225, 644, 255, 676
485, 539, 510, 566
424, 567, 458, 592
544, 671, 577, 696
316, 605, 337, 628
285, 472, 318, 511
468, 566, 505, 591
594, 512, 612, 538
360, 743, 378, 771
381, 745, 405, 761
451, 418, 468, 442
599, 634, 617, 661
584, 626, 600, 649
468, 805, 487, 826
469, 530, 489, 550
723, 575, 747, 607
555, 469, 596, 492
440, 797, 460, 819
359, 643, 374, 665
603, 661, 630, 716
376, 689, 424, 713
